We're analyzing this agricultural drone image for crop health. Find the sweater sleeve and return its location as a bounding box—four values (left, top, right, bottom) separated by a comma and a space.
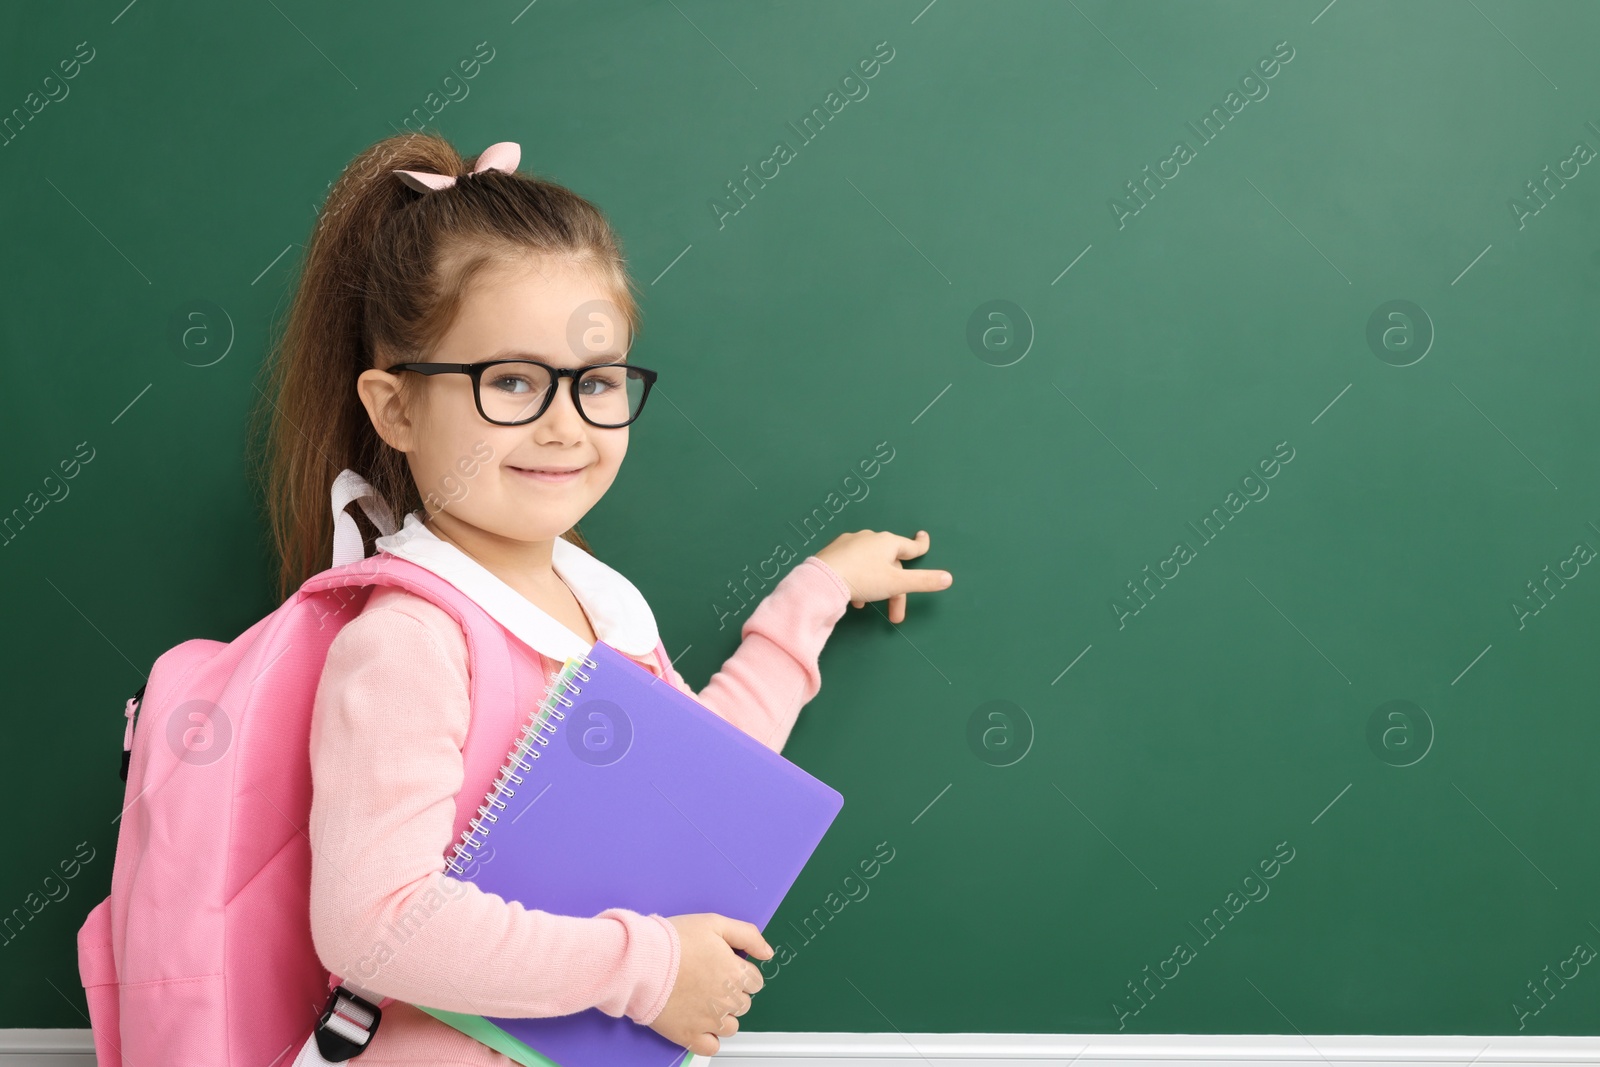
307, 596, 681, 1024
656, 555, 853, 752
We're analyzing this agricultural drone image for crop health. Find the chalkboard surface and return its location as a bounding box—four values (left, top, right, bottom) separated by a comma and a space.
7, 0, 1600, 1038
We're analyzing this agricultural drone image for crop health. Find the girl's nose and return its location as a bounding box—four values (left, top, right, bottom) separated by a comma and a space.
534, 379, 586, 437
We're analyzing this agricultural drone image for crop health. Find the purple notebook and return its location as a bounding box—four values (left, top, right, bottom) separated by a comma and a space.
419, 639, 845, 1067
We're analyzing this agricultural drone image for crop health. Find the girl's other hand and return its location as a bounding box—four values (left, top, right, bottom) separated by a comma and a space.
651, 913, 771, 1057
815, 529, 952, 624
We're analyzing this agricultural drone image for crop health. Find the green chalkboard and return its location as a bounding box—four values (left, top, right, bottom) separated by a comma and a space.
8, 0, 1600, 1040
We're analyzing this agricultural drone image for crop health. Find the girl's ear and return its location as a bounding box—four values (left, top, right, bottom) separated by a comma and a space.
356, 367, 415, 453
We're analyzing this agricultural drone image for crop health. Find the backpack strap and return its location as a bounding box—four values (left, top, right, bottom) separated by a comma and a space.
303, 553, 525, 794
296, 551, 525, 1060
329, 469, 399, 569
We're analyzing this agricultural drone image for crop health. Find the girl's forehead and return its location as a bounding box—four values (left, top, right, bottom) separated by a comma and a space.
473, 257, 615, 309
455, 261, 630, 357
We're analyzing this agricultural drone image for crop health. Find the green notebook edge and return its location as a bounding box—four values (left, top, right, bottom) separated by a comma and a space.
416, 1011, 691, 1067
415, 1004, 561, 1067
415, 1006, 694, 1067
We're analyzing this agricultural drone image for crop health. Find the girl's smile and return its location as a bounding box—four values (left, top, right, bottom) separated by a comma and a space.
508, 463, 589, 485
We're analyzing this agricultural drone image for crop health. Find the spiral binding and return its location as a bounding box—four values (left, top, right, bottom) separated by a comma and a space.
444, 654, 596, 876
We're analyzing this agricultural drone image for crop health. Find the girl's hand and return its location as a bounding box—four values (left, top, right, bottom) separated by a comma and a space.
814, 529, 952, 624
651, 913, 771, 1057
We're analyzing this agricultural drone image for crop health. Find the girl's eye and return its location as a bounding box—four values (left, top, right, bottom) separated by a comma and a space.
485, 371, 538, 394
579, 368, 627, 395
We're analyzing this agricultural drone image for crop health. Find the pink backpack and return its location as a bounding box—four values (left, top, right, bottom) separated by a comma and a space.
74, 472, 598, 1066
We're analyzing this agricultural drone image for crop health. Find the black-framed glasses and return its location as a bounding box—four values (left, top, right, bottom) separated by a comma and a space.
387, 359, 658, 428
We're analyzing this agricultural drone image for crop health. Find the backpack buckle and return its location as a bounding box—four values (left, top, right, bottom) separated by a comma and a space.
119, 683, 146, 783
313, 985, 383, 1061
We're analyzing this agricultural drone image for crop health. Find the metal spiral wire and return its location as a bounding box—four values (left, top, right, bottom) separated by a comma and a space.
443, 656, 596, 875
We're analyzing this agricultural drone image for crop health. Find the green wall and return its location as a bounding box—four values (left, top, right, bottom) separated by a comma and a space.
6, 0, 1600, 1038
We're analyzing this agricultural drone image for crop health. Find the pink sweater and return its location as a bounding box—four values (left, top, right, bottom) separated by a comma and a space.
307, 554, 853, 1065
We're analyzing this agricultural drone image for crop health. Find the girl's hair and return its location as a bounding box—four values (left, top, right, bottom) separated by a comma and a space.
249, 131, 641, 603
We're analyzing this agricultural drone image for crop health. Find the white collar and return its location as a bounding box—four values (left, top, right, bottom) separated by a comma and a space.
372, 511, 661, 663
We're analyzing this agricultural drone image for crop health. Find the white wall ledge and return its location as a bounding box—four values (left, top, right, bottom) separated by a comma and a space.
4, 1030, 1597, 1066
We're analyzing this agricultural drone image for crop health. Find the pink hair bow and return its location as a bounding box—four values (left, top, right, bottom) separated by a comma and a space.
393, 141, 521, 192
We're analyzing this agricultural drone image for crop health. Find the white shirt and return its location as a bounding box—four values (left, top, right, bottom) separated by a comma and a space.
373, 510, 663, 664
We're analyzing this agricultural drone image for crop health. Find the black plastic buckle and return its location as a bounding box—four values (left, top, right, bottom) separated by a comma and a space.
313, 986, 383, 1061
119, 683, 146, 783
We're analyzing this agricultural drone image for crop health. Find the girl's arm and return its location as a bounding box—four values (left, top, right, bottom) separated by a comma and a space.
307, 593, 680, 1022
651, 555, 853, 752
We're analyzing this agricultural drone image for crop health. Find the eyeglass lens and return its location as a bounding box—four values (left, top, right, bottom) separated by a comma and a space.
480, 363, 645, 426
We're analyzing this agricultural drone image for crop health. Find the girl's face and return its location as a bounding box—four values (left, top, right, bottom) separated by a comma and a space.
360, 255, 632, 546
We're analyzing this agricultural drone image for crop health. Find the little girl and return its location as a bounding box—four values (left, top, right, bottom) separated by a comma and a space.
256, 132, 953, 1064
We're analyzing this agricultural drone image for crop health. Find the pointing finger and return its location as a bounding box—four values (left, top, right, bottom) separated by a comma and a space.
903, 567, 952, 593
